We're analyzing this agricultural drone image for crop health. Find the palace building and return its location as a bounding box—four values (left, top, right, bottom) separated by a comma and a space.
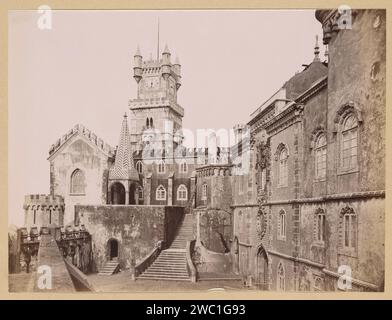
12, 9, 385, 292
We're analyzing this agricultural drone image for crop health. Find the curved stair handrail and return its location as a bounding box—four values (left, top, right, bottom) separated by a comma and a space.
186, 240, 197, 282
134, 240, 163, 277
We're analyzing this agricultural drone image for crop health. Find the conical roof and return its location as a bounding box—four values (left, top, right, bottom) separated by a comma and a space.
109, 114, 139, 181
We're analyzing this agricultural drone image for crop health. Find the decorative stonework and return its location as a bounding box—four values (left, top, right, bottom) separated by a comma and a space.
256, 207, 268, 240
333, 101, 363, 133
256, 140, 271, 170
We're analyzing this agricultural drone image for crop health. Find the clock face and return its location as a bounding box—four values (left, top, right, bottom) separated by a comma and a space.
145, 77, 159, 89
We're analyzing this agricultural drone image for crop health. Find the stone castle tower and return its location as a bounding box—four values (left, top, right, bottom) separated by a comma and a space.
129, 45, 184, 151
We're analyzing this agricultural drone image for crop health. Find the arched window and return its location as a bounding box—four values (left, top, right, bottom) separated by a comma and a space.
278, 148, 288, 187
314, 208, 325, 243
136, 160, 143, 174
150, 118, 153, 127
277, 262, 285, 291
177, 184, 188, 201
137, 186, 144, 201
341, 206, 357, 249
146, 118, 150, 128
341, 114, 358, 170
158, 160, 165, 173
277, 209, 286, 240
70, 169, 85, 194
201, 183, 208, 201
156, 185, 167, 201
315, 134, 327, 179
179, 161, 188, 173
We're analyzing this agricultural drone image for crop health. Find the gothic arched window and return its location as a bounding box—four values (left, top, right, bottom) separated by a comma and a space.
70, 169, 85, 194
314, 208, 325, 243
277, 209, 286, 240
156, 185, 167, 201
341, 114, 358, 171
137, 186, 144, 201
180, 161, 187, 173
315, 134, 327, 179
278, 148, 288, 187
177, 184, 188, 201
277, 262, 285, 291
201, 183, 208, 201
136, 160, 143, 174
341, 206, 357, 249
158, 160, 165, 173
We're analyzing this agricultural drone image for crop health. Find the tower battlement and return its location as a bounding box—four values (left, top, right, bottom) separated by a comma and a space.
23, 194, 65, 228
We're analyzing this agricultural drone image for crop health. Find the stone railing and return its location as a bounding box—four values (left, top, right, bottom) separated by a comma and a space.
186, 240, 197, 282
134, 240, 163, 279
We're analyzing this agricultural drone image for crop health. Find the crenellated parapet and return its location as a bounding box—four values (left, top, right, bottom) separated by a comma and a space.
196, 164, 233, 178
48, 123, 114, 158
23, 194, 65, 228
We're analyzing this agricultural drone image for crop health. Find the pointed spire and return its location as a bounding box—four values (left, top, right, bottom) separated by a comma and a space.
174, 55, 180, 65
313, 35, 320, 62
109, 115, 139, 181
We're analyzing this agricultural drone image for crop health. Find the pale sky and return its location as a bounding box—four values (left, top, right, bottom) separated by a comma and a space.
8, 10, 324, 226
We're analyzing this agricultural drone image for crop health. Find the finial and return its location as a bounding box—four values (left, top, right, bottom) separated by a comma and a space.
314, 35, 320, 62
163, 44, 170, 54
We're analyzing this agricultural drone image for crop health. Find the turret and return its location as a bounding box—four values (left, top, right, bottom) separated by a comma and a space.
133, 46, 143, 83
173, 56, 182, 90
161, 44, 172, 80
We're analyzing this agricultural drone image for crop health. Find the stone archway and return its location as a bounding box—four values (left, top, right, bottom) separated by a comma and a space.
256, 244, 269, 290
111, 182, 125, 204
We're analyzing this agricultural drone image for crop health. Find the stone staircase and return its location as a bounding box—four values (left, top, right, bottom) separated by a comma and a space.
98, 258, 120, 276
137, 214, 194, 281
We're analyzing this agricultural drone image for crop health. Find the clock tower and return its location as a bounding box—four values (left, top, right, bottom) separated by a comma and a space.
129, 44, 184, 150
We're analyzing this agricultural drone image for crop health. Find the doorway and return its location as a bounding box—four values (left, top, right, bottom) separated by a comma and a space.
108, 239, 119, 260
256, 245, 268, 290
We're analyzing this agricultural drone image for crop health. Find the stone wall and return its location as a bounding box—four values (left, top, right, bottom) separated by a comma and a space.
34, 234, 75, 292
74, 205, 184, 271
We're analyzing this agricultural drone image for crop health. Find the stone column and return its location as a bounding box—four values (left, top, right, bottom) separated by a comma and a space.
107, 182, 112, 204
145, 173, 152, 205
167, 173, 173, 206
125, 181, 130, 205
190, 175, 196, 208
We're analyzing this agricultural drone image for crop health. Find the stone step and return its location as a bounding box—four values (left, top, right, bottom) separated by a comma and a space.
137, 276, 191, 281
147, 267, 187, 272
139, 273, 190, 279
154, 259, 186, 263
143, 270, 189, 276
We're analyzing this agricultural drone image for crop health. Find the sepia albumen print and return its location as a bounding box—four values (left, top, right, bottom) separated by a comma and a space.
8, 8, 385, 293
